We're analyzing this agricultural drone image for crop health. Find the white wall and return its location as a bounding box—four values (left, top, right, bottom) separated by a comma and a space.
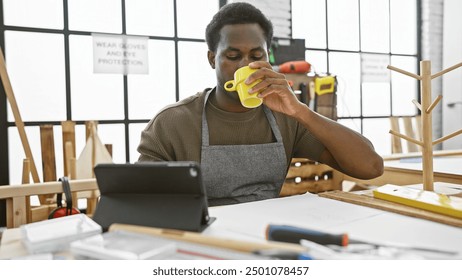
442, 0, 462, 149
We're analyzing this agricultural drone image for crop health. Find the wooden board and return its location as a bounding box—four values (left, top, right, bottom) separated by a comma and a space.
62, 120, 76, 177
373, 185, 462, 219
318, 190, 462, 228
39, 125, 56, 204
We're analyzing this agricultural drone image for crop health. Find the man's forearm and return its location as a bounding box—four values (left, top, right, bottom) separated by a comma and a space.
292, 103, 384, 179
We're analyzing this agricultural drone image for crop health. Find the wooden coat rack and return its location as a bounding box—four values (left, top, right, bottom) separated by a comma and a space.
388, 60, 462, 191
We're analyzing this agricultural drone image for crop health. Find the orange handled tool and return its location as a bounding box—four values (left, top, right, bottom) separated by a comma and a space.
273, 60, 311, 74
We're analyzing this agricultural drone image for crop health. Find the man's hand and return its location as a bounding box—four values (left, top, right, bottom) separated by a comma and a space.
246, 61, 305, 117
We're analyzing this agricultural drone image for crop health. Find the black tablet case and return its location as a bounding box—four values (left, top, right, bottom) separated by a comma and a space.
92, 162, 215, 232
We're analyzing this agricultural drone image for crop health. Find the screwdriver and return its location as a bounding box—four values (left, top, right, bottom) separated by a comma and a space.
266, 224, 458, 257
266, 224, 349, 247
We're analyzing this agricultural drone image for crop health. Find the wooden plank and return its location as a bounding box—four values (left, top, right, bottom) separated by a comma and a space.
62, 121, 76, 177
81, 122, 101, 213
389, 117, 402, 153
30, 205, 55, 223
65, 142, 79, 207
21, 158, 30, 184
40, 125, 56, 182
0, 179, 98, 199
69, 157, 76, 179
403, 117, 419, 152
39, 125, 57, 204
5, 198, 13, 228
21, 159, 32, 223
5, 197, 27, 228
318, 190, 462, 227
64, 141, 74, 177
85, 121, 97, 177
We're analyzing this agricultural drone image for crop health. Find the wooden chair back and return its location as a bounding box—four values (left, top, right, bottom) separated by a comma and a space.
280, 158, 343, 197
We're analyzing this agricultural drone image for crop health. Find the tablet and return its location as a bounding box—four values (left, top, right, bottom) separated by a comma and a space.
92, 161, 215, 232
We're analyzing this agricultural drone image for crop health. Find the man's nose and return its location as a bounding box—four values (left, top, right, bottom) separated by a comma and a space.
238, 57, 251, 68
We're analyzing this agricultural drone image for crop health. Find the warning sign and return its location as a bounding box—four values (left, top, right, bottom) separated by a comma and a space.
361, 54, 389, 83
93, 33, 149, 74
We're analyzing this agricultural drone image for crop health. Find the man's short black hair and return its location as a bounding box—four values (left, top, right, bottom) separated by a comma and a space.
205, 2, 274, 52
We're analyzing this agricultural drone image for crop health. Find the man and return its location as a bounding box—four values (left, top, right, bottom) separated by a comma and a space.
138, 2, 383, 206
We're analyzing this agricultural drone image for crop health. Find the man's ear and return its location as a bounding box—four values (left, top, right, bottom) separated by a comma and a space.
207, 50, 216, 69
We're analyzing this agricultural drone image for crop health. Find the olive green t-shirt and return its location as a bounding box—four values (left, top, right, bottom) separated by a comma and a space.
137, 89, 325, 168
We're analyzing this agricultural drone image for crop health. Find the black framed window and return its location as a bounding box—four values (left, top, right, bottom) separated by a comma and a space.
292, 0, 420, 155
0, 0, 220, 184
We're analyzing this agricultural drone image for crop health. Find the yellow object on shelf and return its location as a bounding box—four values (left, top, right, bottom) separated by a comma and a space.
373, 185, 462, 219
314, 76, 335, 95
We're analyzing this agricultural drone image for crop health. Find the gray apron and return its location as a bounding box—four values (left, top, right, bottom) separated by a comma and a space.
200, 89, 287, 206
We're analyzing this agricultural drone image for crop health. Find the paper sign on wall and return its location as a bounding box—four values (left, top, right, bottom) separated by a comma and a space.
361, 54, 390, 83
93, 34, 149, 74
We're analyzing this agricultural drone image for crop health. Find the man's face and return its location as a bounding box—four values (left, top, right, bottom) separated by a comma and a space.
210, 23, 268, 99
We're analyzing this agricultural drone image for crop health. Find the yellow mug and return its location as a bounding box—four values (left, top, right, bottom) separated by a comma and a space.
224, 66, 263, 108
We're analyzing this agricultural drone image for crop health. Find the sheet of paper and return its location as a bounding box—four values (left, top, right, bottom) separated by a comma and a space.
327, 211, 462, 254
207, 193, 384, 240
207, 193, 462, 257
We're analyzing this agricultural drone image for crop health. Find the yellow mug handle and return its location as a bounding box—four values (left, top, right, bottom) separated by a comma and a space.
224, 80, 236, 91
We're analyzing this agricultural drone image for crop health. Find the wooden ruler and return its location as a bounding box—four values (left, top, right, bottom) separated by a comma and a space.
373, 185, 462, 219
319, 190, 462, 228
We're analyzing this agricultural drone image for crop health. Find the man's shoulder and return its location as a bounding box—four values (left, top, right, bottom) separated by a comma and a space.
156, 91, 205, 120
142, 91, 207, 133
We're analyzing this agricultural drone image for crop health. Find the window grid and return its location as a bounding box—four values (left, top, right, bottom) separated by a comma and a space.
306, 0, 421, 135
296, 0, 421, 150
0, 0, 215, 185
